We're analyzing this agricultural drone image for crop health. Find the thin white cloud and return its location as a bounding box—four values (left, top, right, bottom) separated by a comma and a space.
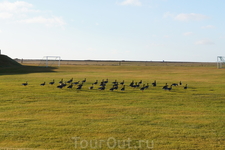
201, 25, 215, 29
20, 16, 66, 27
163, 12, 174, 18
175, 13, 209, 21
0, 12, 13, 19
118, 0, 142, 6
0, 1, 65, 27
183, 32, 194, 36
195, 39, 214, 45
0, 1, 34, 13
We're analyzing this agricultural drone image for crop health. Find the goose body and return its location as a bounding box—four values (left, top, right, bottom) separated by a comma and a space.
89, 84, 94, 89
165, 85, 172, 91
49, 80, 55, 85
162, 83, 168, 90
152, 80, 156, 87
40, 82, 45, 86
22, 81, 28, 86
67, 84, 73, 89
121, 85, 125, 91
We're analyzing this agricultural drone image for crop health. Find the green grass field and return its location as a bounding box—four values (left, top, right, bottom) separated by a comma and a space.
0, 63, 224, 150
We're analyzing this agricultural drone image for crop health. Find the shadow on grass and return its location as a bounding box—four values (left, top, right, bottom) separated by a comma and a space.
0, 65, 57, 75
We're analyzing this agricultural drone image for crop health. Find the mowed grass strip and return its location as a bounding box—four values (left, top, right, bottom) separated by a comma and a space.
0, 64, 224, 149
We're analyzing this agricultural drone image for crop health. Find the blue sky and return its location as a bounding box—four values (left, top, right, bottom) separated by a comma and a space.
0, 0, 224, 62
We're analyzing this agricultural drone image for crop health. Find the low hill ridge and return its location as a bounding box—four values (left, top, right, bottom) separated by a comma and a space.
0, 55, 22, 67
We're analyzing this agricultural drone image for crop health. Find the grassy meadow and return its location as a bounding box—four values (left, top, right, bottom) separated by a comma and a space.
0, 62, 224, 149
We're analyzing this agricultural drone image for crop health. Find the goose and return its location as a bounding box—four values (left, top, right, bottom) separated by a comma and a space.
113, 81, 119, 87
129, 80, 134, 87
152, 80, 156, 87
140, 84, 146, 91
104, 79, 108, 84
73, 81, 80, 85
61, 82, 67, 87
59, 78, 63, 84
67, 78, 73, 83
49, 80, 55, 85
93, 80, 98, 85
162, 83, 168, 90
132, 82, 138, 88
76, 84, 83, 90
120, 80, 125, 85
184, 84, 188, 89
100, 80, 105, 86
89, 84, 94, 89
136, 82, 140, 88
40, 82, 45, 86
165, 85, 172, 91
112, 80, 117, 84
138, 80, 142, 85
98, 85, 105, 90
121, 85, 125, 91
67, 84, 73, 89
113, 84, 118, 90
172, 83, 178, 86
179, 81, 182, 85
82, 78, 86, 83
109, 86, 115, 91
144, 83, 149, 89
22, 81, 28, 86
57, 84, 64, 89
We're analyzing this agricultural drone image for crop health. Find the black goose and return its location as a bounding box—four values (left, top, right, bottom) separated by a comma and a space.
59, 78, 63, 84
162, 83, 168, 90
57, 84, 64, 89
120, 80, 125, 85
172, 83, 178, 86
165, 85, 172, 91
138, 80, 142, 85
89, 84, 94, 89
22, 81, 28, 86
113, 84, 118, 90
82, 78, 86, 83
144, 83, 149, 89
109, 86, 115, 91
152, 80, 156, 87
67, 78, 73, 83
104, 79, 108, 84
140, 84, 146, 91
98, 85, 105, 90
93, 80, 98, 85
77, 83, 83, 90
132, 82, 138, 88
100, 80, 105, 86
73, 81, 80, 85
121, 85, 125, 91
112, 80, 117, 84
40, 82, 45, 86
184, 84, 188, 89
49, 80, 55, 85
129, 80, 134, 87
67, 84, 73, 89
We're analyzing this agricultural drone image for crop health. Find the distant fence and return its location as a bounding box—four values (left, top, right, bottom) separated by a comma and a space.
14, 59, 216, 67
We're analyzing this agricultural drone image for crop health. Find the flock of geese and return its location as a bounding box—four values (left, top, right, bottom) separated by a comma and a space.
22, 78, 188, 91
